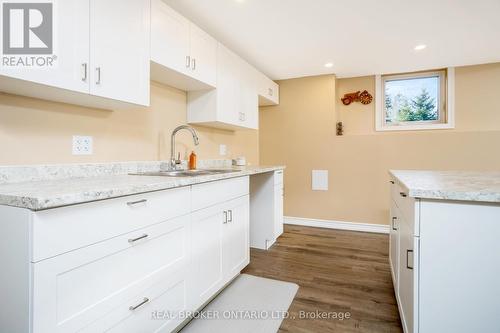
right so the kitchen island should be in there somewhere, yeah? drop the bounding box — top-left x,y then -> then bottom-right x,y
389,170 -> 500,333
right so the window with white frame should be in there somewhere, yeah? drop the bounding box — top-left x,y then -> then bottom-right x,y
375,68 -> 454,131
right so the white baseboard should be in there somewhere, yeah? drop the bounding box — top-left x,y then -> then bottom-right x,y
284,216 -> 389,234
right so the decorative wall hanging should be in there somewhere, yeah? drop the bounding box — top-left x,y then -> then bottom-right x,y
341,90 -> 373,106
336,122 -> 344,136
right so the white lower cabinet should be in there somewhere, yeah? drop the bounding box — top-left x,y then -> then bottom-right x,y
389,200 -> 399,291
0,176 -> 250,333
222,196 -> 250,280
389,177 -> 500,333
191,195 -> 250,309
190,203 -> 225,306
273,183 -> 284,237
249,170 -> 284,250
397,217 -> 419,333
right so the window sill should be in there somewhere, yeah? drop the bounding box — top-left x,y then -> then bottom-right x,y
375,123 -> 455,132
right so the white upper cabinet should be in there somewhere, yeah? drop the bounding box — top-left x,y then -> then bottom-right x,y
188,24 -> 217,87
150,0 -> 216,91
151,0 -> 190,76
90,0 -> 150,106
239,59 -> 259,129
257,71 -> 280,106
187,43 -> 258,130
0,0 -> 151,109
0,0 -> 89,94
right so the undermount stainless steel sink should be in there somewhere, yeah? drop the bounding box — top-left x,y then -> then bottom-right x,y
129,169 -> 241,177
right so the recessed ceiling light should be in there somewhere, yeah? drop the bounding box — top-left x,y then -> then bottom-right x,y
324,62 -> 334,68
414,44 -> 427,51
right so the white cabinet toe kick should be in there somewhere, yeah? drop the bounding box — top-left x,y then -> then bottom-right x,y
0,176 -> 251,333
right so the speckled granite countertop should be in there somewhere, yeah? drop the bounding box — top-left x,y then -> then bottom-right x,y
0,162 -> 284,210
389,170 -> 500,203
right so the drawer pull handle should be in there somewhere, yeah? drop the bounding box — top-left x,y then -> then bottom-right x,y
223,211 -> 228,224
390,180 -> 395,184
127,199 -> 147,206
391,217 -> 397,231
95,67 -> 101,85
128,234 -> 148,243
400,192 -> 407,198
228,210 -> 233,223
129,297 -> 149,311
406,249 -> 414,270
81,63 -> 87,82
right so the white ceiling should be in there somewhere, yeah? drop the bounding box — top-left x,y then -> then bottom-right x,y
162,0 -> 500,79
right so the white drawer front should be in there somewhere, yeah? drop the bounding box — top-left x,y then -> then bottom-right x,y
79,269 -> 188,333
191,176 -> 249,211
32,215 -> 191,333
32,186 -> 191,261
391,179 -> 419,236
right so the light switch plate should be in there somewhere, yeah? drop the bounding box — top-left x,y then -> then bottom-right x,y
312,170 -> 328,191
72,135 -> 93,155
219,144 -> 227,156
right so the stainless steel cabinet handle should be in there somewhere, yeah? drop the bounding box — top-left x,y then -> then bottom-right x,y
192,58 -> 196,70
95,67 -> 101,85
223,211 -> 228,224
82,63 -> 87,82
400,192 -> 407,198
406,249 -> 414,269
228,210 -> 233,223
127,199 -> 147,206
391,217 -> 397,231
128,234 -> 148,243
129,297 -> 149,311
186,55 -> 191,68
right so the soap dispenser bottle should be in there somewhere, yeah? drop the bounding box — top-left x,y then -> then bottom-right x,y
189,151 -> 197,170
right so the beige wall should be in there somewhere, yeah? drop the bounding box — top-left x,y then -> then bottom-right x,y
0,81 -> 259,165
260,63 -> 500,225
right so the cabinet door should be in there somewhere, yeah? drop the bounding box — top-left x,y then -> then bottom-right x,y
189,23 -> 217,87
0,0 -> 89,93
274,184 -> 284,238
258,74 -> 279,106
238,61 -> 259,129
398,217 -> 419,333
89,0 -> 150,106
191,204 -> 225,308
151,0 -> 190,75
389,200 -> 400,292
216,43 -> 239,125
223,195 -> 250,280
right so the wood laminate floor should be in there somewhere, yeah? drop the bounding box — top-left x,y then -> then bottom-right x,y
242,225 -> 403,333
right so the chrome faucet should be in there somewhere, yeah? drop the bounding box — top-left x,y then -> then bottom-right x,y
170,125 -> 199,170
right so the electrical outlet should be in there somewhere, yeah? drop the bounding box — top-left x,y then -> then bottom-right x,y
219,144 -> 227,156
72,136 -> 93,155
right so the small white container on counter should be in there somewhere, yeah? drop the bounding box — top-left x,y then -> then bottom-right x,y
232,157 -> 247,166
